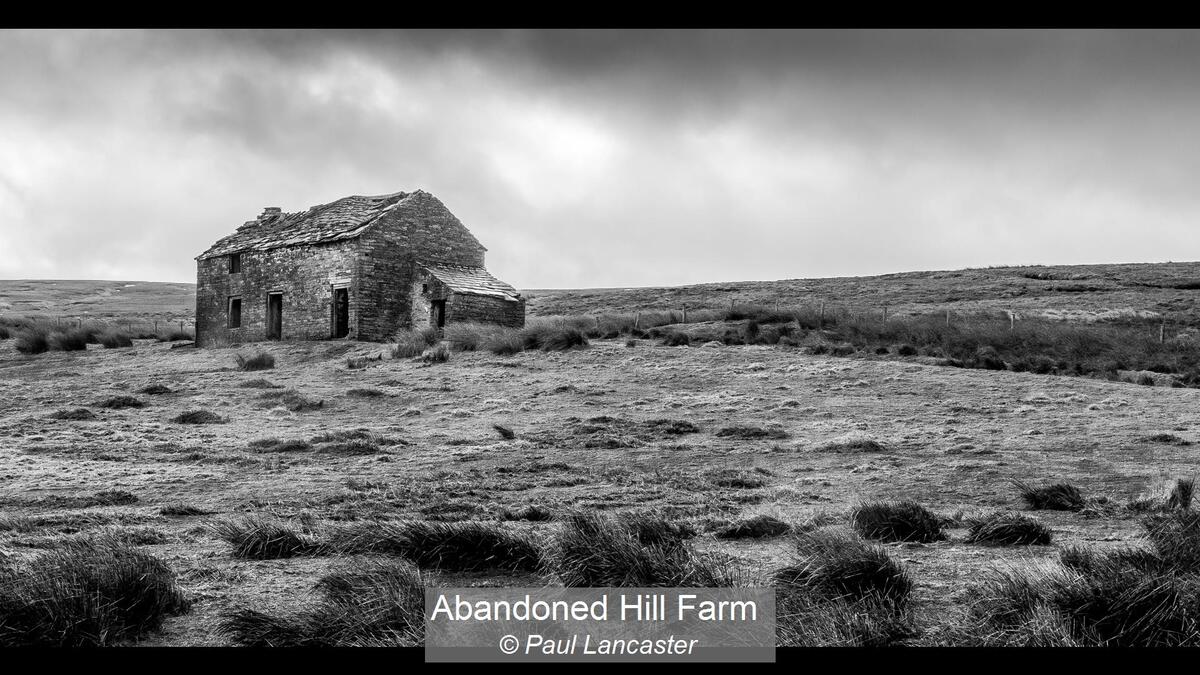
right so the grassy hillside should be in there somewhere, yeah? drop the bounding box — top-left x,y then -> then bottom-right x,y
0,280 -> 195,325
524,261 -> 1200,324
6,260 -> 1200,328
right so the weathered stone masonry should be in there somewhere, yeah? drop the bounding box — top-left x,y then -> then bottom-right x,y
194,190 -> 524,347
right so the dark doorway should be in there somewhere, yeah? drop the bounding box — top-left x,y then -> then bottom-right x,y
431,300 -> 446,328
266,293 -> 283,340
332,288 -> 349,338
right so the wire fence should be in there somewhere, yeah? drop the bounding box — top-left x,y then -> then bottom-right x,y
537,298 -> 1188,345
2,315 -> 195,338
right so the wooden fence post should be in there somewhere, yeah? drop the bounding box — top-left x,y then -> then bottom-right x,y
1010,311 -> 1015,332
945,309 -> 950,326
682,306 -> 688,323
882,305 -> 888,323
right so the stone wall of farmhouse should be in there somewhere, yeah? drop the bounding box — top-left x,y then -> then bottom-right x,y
408,268 -> 451,331
364,191 -> 487,268
195,241 -> 360,347
356,193 -> 487,339
406,267 -> 525,330
447,292 -> 526,328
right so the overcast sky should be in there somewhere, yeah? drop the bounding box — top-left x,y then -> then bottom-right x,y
2,29 -> 1199,288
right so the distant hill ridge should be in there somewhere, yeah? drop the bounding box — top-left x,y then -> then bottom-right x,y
4,260 -> 1200,323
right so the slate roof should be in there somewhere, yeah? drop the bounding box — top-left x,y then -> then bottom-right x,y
197,191 -> 411,260
420,262 -> 522,301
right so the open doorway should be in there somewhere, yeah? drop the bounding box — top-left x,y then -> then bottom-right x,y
431,300 -> 446,329
332,288 -> 349,338
266,293 -> 283,340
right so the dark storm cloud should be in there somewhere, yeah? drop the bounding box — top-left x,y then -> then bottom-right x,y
2,29 -> 1200,288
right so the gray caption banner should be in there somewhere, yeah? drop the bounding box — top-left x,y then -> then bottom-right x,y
425,587 -> 775,663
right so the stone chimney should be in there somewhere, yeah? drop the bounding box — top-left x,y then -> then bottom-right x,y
258,207 -> 282,222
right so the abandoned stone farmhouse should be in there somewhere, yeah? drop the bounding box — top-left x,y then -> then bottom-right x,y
194,190 -> 524,348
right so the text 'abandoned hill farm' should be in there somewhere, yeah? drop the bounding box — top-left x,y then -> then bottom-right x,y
6,207 -> 1200,647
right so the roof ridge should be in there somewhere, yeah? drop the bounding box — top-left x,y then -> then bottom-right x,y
196,189 -> 448,260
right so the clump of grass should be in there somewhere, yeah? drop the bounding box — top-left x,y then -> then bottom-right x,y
316,439 -> 381,455
482,330 -> 524,356
159,503 -> 212,516
548,512 -> 739,587
346,388 -> 384,398
277,390 -> 323,412
1167,478 -> 1196,510
643,419 -> 700,435
954,566 -> 1081,646
851,501 -> 946,543
661,331 -> 691,347
391,328 -> 438,358
345,355 -> 382,370
91,490 -> 139,506
219,559 -> 424,647
172,409 -> 224,424
239,378 -> 281,389
1048,561 -> 1199,646
248,438 -> 313,453
97,329 -> 133,348
50,408 -> 97,421
618,512 -> 698,546
1058,545 -> 1163,577
210,516 -> 325,559
139,384 -> 172,395
492,424 -> 516,440
521,324 -> 589,352
715,514 -> 792,539
774,529 -> 917,647
14,328 -> 49,354
960,525 -> 1200,647
420,344 -> 450,364
715,426 -> 789,440
1143,511 -> 1200,572
1147,433 -> 1192,446
444,322 -> 506,352
1013,480 -> 1086,511
776,593 -> 919,647
774,529 -> 913,606
16,490 -> 138,510
156,329 -> 193,342
706,469 -> 767,489
815,432 -> 888,453
499,505 -> 554,522
0,537 -> 190,646
328,521 -> 541,572
48,327 -> 91,351
96,395 -> 146,410
964,512 -> 1052,546
235,351 -> 275,371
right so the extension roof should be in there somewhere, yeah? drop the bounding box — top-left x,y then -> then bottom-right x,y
419,262 -> 522,302
197,190 -> 469,260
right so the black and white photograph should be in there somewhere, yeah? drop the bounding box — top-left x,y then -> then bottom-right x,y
3,28 -> 1200,657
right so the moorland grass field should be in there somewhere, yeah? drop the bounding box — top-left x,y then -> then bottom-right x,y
1,323 -> 1200,645
5,262 -> 1200,646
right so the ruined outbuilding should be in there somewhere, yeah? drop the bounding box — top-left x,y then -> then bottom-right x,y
194,190 -> 524,347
